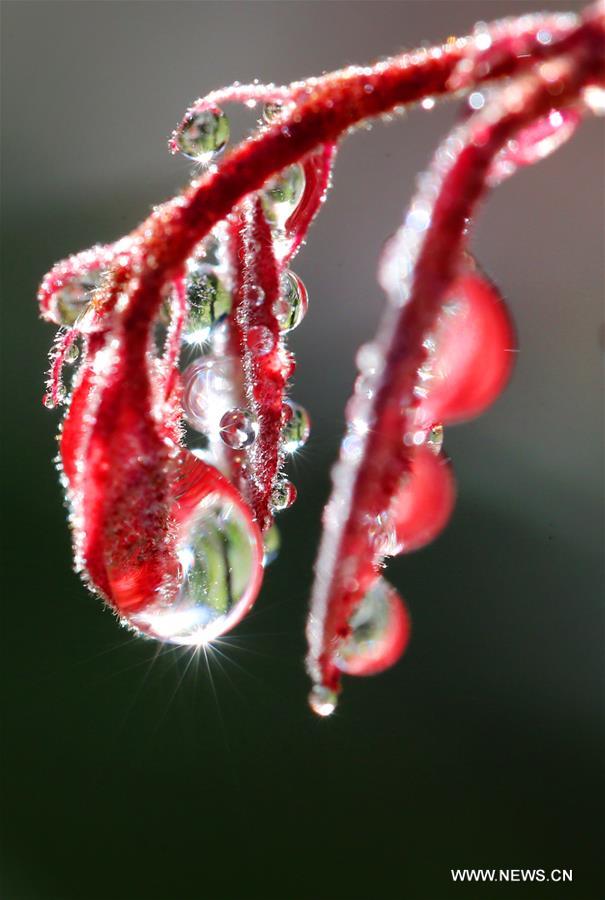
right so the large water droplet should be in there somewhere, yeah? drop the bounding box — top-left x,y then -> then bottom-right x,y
182,356 -> 235,435
262,164 -> 305,225
392,449 -> 456,553
185,264 -> 231,340
127,494 -> 258,645
414,271 -> 514,427
176,107 -> 230,161
282,401 -> 310,453
273,270 -> 308,332
334,578 -> 410,676
51,271 -> 101,326
219,408 -> 258,449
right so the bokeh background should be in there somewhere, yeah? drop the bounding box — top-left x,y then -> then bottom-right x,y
1,2 -> 603,898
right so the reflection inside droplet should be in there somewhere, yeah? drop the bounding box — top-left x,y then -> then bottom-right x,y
262,163 -> 306,225
274,270 -> 308,332
176,107 -> 230,162
281,401 -> 310,453
185,264 -> 231,340
219,408 -> 258,449
182,356 -> 235,436
127,494 -> 257,645
334,577 -> 409,676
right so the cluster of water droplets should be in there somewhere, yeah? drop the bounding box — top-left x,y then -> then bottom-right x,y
41,95 -> 315,647
178,250 -> 309,468
171,104 -> 315,594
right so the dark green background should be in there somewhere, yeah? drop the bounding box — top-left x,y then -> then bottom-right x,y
2,2 -> 603,898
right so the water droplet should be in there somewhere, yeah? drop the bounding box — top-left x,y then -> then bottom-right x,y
263,524 -> 280,566
45,379 -> 68,409
536,28 -> 552,45
271,477 -> 297,512
273,270 -> 308,332
185,264 -> 231,338
281,401 -> 310,453
356,373 -> 376,400
73,299 -> 108,334
488,108 -> 580,186
176,107 -> 230,161
219,408 -> 258,449
261,164 -> 306,225
474,24 -> 492,51
342,430 -> 365,462
65,342 -> 80,365
198,233 -> 222,267
405,203 -> 432,232
426,424 -> 444,455
356,342 -> 383,376
127,494 -> 258,645
182,356 -> 235,434
334,578 -> 410,676
468,91 -> 485,110
414,271 -> 515,425
367,512 -> 399,557
51,272 -> 101,325
392,449 -> 456,553
583,85 -> 605,116
247,325 -> 274,356
250,286 -> 265,307
308,684 -> 338,717
262,101 -> 284,123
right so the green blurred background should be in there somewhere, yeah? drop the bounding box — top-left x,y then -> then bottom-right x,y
1,2 -> 603,898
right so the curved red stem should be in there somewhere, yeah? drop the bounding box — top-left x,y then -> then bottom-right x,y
37,4 -> 604,698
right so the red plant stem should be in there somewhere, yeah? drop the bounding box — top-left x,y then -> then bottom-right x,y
41,5 -> 604,633
228,198 -> 292,527
306,44 -> 604,693
46,328 -> 78,406
281,144 -> 337,263
123,11 -> 600,334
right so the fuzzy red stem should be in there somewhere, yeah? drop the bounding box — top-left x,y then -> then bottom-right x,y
39,5 -> 604,658
307,42 -> 604,692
